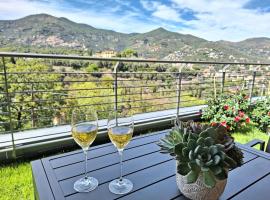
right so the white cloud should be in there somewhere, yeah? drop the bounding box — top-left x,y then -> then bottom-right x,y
152,4 -> 182,22
172,0 -> 270,41
172,0 -> 248,13
141,0 -> 182,22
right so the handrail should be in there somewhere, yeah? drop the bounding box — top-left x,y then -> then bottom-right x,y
0,52 -> 269,160
1,52 -> 270,65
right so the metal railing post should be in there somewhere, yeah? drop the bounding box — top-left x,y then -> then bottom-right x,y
221,65 -> 231,94
31,83 -> 35,128
213,72 -> 217,99
176,67 -> 182,118
249,70 -> 256,102
261,84 -> 266,96
113,62 -> 119,124
221,70 -> 226,93
268,81 -> 270,96
2,57 -> 16,158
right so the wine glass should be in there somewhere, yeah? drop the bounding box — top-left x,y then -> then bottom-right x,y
71,107 -> 99,192
107,109 -> 134,194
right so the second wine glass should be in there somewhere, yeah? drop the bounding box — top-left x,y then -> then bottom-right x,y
107,109 -> 134,194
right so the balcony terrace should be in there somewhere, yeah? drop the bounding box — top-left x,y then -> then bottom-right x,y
0,52 -> 270,199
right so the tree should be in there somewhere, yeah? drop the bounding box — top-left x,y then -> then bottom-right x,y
86,63 -> 98,73
117,49 -> 138,58
0,59 -> 63,131
155,65 -> 167,72
64,76 -> 114,120
85,63 -> 102,78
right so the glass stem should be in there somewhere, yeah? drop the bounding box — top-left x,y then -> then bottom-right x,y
84,150 -> 88,178
119,150 -> 123,182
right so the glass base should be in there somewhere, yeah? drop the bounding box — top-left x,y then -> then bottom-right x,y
74,176 -> 98,193
109,178 -> 133,194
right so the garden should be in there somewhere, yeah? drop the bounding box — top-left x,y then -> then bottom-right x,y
0,92 -> 269,200
202,92 -> 270,145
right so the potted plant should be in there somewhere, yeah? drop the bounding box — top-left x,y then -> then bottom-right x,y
158,121 -> 244,200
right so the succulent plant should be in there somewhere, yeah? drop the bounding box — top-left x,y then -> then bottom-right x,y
158,121 -> 244,188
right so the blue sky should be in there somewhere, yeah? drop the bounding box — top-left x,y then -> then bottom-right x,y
0,0 -> 270,41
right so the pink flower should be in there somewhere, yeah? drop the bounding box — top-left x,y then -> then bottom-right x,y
239,111 -> 245,118
234,116 -> 241,122
246,117 -> 250,123
226,125 -> 231,130
223,105 -> 229,110
221,121 -> 227,127
268,111 -> 270,116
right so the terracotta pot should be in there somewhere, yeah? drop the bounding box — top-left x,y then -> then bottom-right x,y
176,164 -> 227,200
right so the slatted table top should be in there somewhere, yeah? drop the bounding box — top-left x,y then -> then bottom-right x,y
31,130 -> 270,200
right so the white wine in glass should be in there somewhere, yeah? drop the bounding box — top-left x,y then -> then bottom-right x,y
72,122 -> 97,150
107,110 -> 134,195
108,126 -> 133,150
71,108 -> 99,193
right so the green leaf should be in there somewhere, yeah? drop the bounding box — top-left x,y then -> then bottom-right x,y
174,143 -> 184,155
187,139 -> 196,150
204,137 -> 214,146
201,166 -> 210,172
201,146 -> 209,154
182,147 -> 189,158
209,146 -> 218,155
213,155 -> 221,165
189,150 -> 194,160
205,159 -> 213,167
188,161 -> 200,171
186,170 -> 200,184
203,171 -> 216,188
199,130 -> 209,138
205,127 -> 216,138
188,133 -> 197,141
194,145 -> 202,154
183,133 -> 189,142
197,137 -> 205,145
215,169 -> 228,180
215,144 -> 225,151
210,165 -> 222,175
219,151 -> 226,160
195,158 -> 202,166
177,162 -> 190,175
176,154 -> 189,162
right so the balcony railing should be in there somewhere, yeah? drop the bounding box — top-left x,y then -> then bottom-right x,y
0,52 -> 270,160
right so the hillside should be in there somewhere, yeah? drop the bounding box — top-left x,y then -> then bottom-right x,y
219,38 -> 270,61
0,14 -> 129,51
0,14 -> 269,62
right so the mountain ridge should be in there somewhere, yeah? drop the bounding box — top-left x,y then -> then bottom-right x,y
0,14 -> 269,62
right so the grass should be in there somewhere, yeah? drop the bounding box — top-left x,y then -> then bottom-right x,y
232,123 -> 268,149
0,124 -> 268,200
0,162 -> 33,200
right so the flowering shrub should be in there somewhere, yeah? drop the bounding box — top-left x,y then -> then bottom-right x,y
251,97 -> 270,132
202,92 -> 250,131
